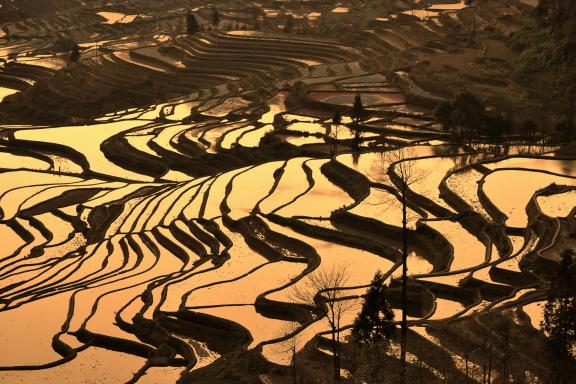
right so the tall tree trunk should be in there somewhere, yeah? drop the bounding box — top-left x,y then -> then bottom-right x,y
292,345 -> 297,384
332,328 -> 337,383
336,316 -> 341,381
400,184 -> 408,384
488,344 -> 492,383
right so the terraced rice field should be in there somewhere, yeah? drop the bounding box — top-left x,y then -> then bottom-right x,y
0,0 -> 573,383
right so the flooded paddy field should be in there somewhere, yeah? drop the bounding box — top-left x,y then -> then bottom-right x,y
0,0 -> 574,383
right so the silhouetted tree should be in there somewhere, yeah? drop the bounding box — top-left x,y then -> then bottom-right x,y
383,148 -> 427,384
351,93 -> 365,125
352,270 -> 395,345
482,113 -> 511,140
351,94 -> 365,150
541,249 -> 576,383
332,110 -> 342,127
212,9 -> 220,28
486,343 -> 493,384
522,120 -> 539,143
451,90 -> 485,141
435,91 -> 486,140
434,101 -> 453,131
69,43 -> 80,63
555,120 -> 575,142
158,106 -> 167,121
186,11 -> 200,35
292,266 -> 356,382
276,322 -> 301,384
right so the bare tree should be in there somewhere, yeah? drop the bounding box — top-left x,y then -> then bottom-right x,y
369,147 -> 427,384
275,322 -> 302,384
391,149 -> 426,384
291,265 -> 357,383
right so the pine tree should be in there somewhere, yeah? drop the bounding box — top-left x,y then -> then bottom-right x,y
352,270 -> 395,345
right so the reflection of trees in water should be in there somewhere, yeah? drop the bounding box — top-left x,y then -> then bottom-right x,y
560,159 -> 574,176
429,144 -> 463,157
450,152 -> 493,170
